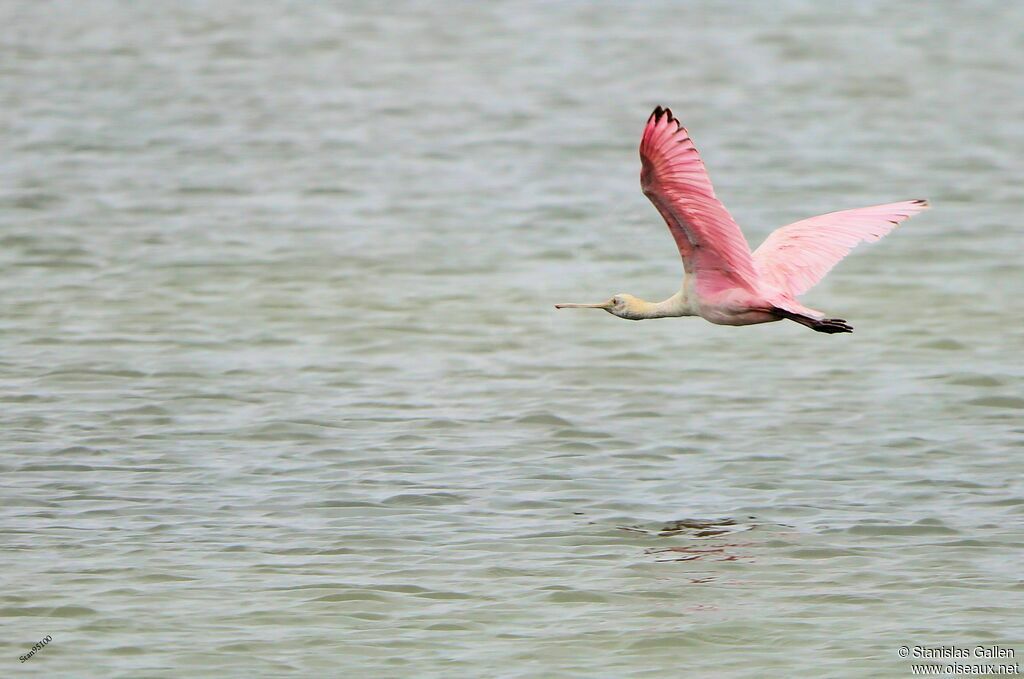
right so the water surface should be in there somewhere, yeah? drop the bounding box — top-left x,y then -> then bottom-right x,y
2,2 -> 1022,677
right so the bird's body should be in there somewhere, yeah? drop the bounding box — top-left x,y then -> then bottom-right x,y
556,107 -> 929,333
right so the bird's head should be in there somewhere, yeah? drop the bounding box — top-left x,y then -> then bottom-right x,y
555,294 -> 645,320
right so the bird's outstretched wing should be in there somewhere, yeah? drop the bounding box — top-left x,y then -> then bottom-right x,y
640,106 -> 759,294
753,200 -> 929,297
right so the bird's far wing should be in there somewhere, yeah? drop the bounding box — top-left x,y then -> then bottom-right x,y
640,106 -> 759,294
752,200 -> 929,298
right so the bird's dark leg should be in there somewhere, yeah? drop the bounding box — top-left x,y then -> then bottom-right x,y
771,308 -> 854,334
808,318 -> 854,334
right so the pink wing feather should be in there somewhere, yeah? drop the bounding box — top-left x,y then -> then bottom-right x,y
640,107 -> 759,294
753,200 -> 929,297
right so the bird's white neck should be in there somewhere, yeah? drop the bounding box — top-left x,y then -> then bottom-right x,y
637,290 -> 695,319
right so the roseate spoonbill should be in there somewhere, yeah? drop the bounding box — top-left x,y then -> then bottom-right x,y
555,106 -> 929,333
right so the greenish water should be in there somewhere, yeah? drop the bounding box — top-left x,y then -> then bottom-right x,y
2,2 -> 1022,677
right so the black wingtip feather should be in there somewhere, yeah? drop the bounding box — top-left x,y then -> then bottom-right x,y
650,106 -> 684,134
650,105 -> 676,123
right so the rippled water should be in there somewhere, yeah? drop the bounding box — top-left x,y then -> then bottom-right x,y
2,2 -> 1023,677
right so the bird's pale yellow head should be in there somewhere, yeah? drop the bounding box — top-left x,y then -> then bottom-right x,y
555,294 -> 646,320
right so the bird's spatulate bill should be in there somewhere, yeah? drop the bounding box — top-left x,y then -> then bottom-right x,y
554,301 -> 611,309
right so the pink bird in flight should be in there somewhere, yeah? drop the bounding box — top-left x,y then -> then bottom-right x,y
556,106 -> 929,333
